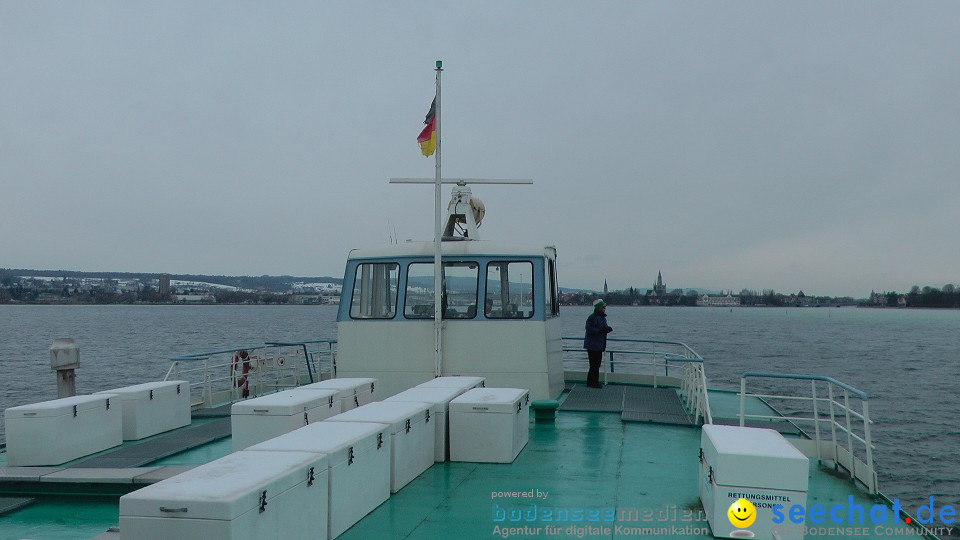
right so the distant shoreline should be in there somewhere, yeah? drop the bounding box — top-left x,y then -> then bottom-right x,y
3,302 -> 956,310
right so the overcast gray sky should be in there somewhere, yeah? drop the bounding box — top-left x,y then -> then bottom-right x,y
2,2 -> 958,296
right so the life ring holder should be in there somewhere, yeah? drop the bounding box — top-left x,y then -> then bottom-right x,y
231,350 -> 257,398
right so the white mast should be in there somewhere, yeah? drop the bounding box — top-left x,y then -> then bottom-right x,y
432,60 -> 443,378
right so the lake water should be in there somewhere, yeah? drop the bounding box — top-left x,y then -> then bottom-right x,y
1,304 -> 957,509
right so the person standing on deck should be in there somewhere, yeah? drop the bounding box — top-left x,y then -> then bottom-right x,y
583,299 -> 613,389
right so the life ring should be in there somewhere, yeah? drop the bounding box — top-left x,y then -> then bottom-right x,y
231,350 -> 252,398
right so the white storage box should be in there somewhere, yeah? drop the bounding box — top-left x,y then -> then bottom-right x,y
295,378 -> 378,411
385,386 -> 462,461
416,376 -> 485,395
327,401 -> 436,492
699,425 -> 809,540
247,421 -> 390,539
119,450 -> 328,540
231,389 -> 341,451
4,394 -> 122,466
449,388 -> 529,463
95,380 -> 190,441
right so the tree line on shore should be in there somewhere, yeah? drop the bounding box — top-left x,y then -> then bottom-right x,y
874,285 -> 960,308
562,285 -> 960,308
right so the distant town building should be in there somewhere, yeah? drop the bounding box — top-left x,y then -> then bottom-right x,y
603,279 -> 608,295
173,294 -> 216,304
158,274 -> 170,296
697,293 -> 741,307
646,271 -> 667,297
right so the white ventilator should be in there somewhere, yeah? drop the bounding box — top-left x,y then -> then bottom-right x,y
389,179 -> 531,241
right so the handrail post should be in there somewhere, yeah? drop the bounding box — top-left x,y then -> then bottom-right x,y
843,389 -> 854,481
828,385 -> 838,471
302,344 -> 315,383
811,380 -> 822,462
203,358 -> 211,407
739,377 -> 746,427
862,400 -> 875,493
701,366 -> 712,424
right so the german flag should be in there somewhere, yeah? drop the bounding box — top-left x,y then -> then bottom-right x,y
418,98 -> 437,157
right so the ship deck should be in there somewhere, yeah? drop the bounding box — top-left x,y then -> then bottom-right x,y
0,386 -> 932,539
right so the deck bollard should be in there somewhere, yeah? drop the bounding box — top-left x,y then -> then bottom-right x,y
531,400 -> 560,423
50,338 -> 79,398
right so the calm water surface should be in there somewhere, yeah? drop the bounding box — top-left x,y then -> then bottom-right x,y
1,304 -> 957,509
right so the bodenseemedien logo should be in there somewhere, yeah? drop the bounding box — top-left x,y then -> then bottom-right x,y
728,498 -> 756,537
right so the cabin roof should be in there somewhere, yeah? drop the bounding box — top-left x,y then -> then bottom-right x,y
347,241 -> 555,260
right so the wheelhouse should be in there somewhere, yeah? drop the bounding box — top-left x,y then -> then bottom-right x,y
336,241 -> 563,400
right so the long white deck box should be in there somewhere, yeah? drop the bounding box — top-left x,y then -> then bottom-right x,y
326,401 -> 436,492
119,450 -> 328,540
231,389 -> 341,451
416,376 -> 485,395
247,421 -> 390,539
385,386 -> 462,461
95,380 -> 190,441
449,388 -> 529,463
294,378 -> 378,411
4,394 -> 122,466
699,424 -> 809,540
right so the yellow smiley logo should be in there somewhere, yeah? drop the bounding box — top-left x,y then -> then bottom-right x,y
727,498 -> 756,528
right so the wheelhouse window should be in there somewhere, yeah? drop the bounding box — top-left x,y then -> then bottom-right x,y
485,261 -> 534,319
349,263 -> 399,319
404,262 -> 479,319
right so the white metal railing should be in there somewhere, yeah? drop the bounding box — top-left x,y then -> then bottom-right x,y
164,340 -> 337,409
561,337 -> 712,425
739,372 -> 877,494
680,359 -> 713,425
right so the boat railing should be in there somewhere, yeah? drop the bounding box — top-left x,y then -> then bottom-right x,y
740,372 -> 877,494
561,337 -> 712,424
164,340 -> 338,409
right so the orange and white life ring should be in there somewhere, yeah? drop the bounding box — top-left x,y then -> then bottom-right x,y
231,350 -> 252,397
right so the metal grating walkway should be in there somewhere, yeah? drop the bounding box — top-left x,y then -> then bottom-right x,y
711,416 -> 803,436
560,384 -> 695,426
560,384 -> 627,412
621,386 -> 692,425
73,418 -> 232,469
0,497 -> 35,516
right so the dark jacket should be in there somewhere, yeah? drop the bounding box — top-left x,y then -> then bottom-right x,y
583,310 -> 611,351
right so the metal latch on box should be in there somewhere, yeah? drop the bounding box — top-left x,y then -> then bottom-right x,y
348,446 -> 355,465
307,467 -> 315,487
259,490 -> 267,513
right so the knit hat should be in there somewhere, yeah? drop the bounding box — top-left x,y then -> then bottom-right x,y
593,299 -> 606,309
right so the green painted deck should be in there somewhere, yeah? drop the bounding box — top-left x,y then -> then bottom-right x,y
337,409 -> 925,539
0,387 -> 933,539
